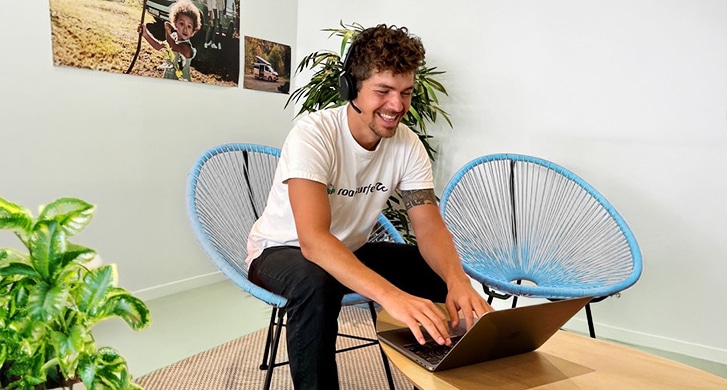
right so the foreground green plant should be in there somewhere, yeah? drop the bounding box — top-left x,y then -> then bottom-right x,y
285,21 -> 453,243
0,197 -> 151,390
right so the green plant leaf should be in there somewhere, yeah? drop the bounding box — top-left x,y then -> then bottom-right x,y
407,106 -> 424,127
28,220 -> 66,280
4,370 -> 47,390
0,342 -> 7,368
4,318 -> 51,388
16,319 -> 49,352
37,198 -> 96,237
58,243 -> 96,274
100,293 -> 151,331
3,282 -> 31,322
0,263 -> 39,280
79,347 -> 141,390
77,353 -> 97,389
26,280 -> 69,322
0,247 -> 30,267
77,265 -> 115,316
0,197 -> 34,244
338,29 -> 355,56
51,325 -> 89,378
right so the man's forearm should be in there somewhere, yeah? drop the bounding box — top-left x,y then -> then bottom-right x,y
402,191 -> 470,288
416,227 -> 471,287
299,232 -> 402,304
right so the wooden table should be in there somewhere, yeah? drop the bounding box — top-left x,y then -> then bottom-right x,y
376,308 -> 727,389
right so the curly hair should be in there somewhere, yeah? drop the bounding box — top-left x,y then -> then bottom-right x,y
169,0 -> 202,32
347,24 -> 426,90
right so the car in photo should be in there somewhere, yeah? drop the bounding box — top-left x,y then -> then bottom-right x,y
253,56 -> 279,82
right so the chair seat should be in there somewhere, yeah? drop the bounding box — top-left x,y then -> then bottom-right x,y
461,252 -> 639,299
342,292 -> 374,306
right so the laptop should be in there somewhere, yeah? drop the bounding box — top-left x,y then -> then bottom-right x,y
376,296 -> 592,371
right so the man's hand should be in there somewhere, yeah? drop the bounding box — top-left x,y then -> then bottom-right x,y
381,291 -> 452,346
444,278 -> 494,331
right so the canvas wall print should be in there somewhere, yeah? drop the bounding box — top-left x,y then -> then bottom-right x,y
49,0 -> 241,86
243,36 -> 291,94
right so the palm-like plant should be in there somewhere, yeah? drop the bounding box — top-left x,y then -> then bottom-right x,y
0,197 -> 151,390
285,21 -> 453,243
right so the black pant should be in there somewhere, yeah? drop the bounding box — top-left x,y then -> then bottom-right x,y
248,242 -> 448,390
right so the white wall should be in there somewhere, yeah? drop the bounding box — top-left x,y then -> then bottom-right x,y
296,0 -> 727,364
0,0 -> 298,298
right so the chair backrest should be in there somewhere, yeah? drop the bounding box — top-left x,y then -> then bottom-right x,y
440,153 -> 642,299
187,143 -> 404,308
187,143 -> 287,307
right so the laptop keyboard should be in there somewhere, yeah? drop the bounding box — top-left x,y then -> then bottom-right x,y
403,334 -> 463,365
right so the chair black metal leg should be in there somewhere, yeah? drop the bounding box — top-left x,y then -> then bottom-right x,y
511,280 -> 523,308
483,283 -> 512,306
263,308 -> 286,390
260,307 -> 278,370
260,302 -> 400,389
585,303 -> 596,338
368,302 -> 396,390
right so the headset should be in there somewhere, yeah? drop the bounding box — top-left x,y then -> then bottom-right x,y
338,40 -> 358,101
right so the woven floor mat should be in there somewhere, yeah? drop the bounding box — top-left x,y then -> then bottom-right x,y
136,306 -> 413,389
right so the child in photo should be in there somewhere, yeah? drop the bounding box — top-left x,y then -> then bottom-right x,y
139,0 -> 201,81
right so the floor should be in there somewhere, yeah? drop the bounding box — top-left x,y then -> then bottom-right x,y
92,279 -> 727,381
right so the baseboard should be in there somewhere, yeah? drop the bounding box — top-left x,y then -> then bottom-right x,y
132,271 -> 227,302
563,317 -> 727,365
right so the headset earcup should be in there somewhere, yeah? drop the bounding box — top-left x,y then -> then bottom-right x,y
339,40 -> 358,101
338,72 -> 357,101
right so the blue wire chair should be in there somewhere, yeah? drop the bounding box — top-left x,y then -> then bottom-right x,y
186,143 -> 400,390
440,154 -> 642,338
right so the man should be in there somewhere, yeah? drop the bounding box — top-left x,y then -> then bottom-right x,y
203,0 -> 221,49
246,24 -> 493,390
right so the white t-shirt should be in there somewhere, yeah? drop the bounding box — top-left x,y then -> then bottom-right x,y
245,105 -> 433,266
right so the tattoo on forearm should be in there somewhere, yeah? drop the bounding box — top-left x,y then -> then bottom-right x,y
401,189 -> 438,210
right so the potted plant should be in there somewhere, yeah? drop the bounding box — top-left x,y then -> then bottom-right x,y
285,21 -> 453,243
0,197 -> 151,390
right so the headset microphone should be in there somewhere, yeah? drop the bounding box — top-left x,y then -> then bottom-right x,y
350,100 -> 362,114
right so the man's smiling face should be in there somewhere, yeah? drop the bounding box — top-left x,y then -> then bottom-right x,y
348,70 -> 415,150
